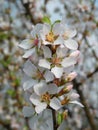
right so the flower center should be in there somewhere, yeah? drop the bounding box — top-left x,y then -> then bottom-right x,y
34,39 -> 39,46
46,32 -> 54,42
51,57 -> 62,66
35,71 -> 43,80
46,32 -> 58,43
53,78 -> 61,86
41,92 -> 51,102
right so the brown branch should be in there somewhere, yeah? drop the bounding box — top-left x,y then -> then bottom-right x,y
0,118 -> 13,130
87,66 -> 98,78
73,79 -> 97,130
51,108 -> 57,130
20,0 -> 42,24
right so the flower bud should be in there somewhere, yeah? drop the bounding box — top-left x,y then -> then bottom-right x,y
66,72 -> 77,81
58,85 -> 73,96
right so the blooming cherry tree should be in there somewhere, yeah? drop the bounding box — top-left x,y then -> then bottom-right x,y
19,17 -> 83,130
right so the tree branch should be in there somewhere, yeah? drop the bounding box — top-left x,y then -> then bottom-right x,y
73,79 -> 97,130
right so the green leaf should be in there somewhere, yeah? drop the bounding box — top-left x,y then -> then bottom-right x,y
0,56 -> 11,68
57,113 -> 63,125
54,20 -> 61,24
51,20 -> 61,28
42,16 -> 51,24
15,78 -> 21,86
7,89 -> 16,97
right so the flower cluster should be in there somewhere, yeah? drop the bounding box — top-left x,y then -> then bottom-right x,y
19,18 -> 83,114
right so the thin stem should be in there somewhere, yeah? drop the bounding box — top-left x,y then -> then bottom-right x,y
51,108 -> 57,130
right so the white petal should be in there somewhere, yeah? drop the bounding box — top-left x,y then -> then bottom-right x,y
42,40 -> 51,45
18,39 -> 33,49
69,101 -> 84,107
54,36 -> 64,45
50,97 -> 62,110
30,93 -> 41,105
31,23 -> 43,38
64,39 -> 78,50
61,57 -> 77,68
70,93 -> 80,100
23,60 -> 37,77
38,59 -> 51,69
44,70 -> 54,82
43,24 -> 51,35
64,29 -> 77,38
70,50 -> 80,57
53,23 -> 63,35
35,103 -> 47,114
48,83 -> 58,94
22,106 -> 35,117
56,46 -> 67,58
42,46 -> 52,58
51,66 -> 63,78
23,79 -> 38,91
23,48 -> 36,58
34,81 -> 48,96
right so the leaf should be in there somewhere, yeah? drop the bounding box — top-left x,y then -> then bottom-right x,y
57,113 -> 63,125
7,89 -> 16,97
54,20 -> 61,24
15,78 -> 21,86
52,20 -> 61,28
42,16 -> 51,24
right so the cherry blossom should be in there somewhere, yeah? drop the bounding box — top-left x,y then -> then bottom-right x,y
30,81 -> 61,113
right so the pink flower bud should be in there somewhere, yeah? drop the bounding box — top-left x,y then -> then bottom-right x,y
66,72 -> 77,81
66,84 -> 73,91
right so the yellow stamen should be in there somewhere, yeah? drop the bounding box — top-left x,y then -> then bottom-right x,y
46,32 -> 58,43
61,97 -> 69,105
41,92 -> 50,102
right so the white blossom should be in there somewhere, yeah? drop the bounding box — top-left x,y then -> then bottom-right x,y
30,81 -> 61,113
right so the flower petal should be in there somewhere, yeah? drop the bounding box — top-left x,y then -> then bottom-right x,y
42,46 -> 52,58
23,60 -> 37,77
23,79 -> 38,91
64,39 -> 78,50
54,36 -> 63,45
61,57 -> 77,68
56,46 -> 67,58
51,66 -> 63,78
23,48 -> 36,58
48,83 -> 58,94
53,23 -> 63,35
35,102 -> 47,114
64,28 -> 77,38
18,39 -> 33,49
31,24 -> 43,38
34,81 -> 48,96
69,101 -> 84,107
42,24 -> 51,35
70,93 -> 80,100
50,97 -> 62,110
22,106 -> 35,117
38,59 -> 51,69
30,93 -> 41,105
44,70 -> 54,82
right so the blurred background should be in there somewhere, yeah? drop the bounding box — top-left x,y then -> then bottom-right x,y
0,0 -> 98,130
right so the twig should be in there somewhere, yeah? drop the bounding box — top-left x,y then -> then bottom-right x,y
51,108 -> 57,130
73,79 -> 97,130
